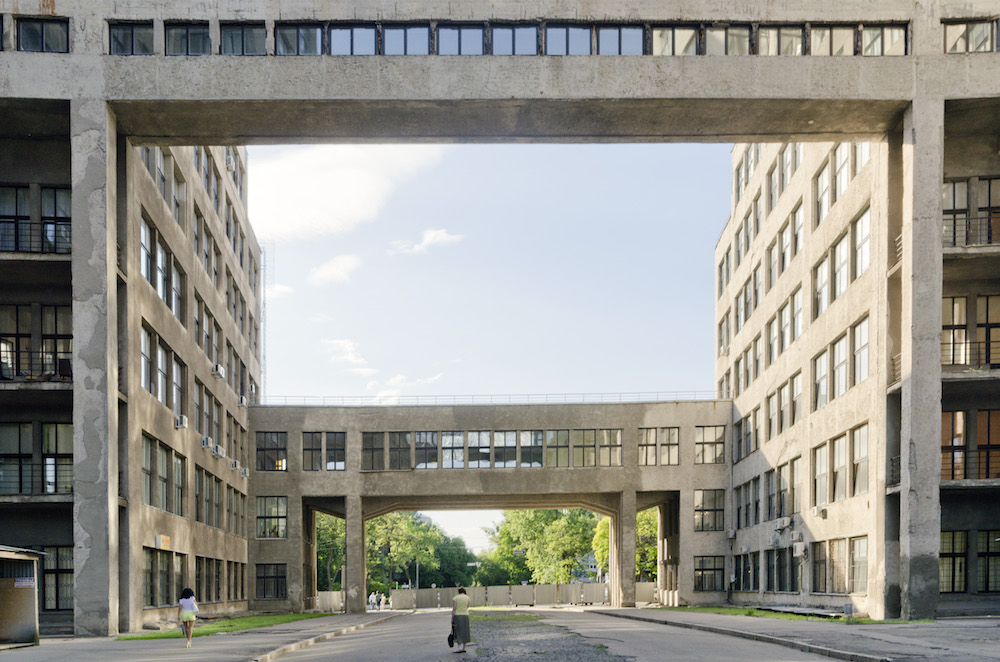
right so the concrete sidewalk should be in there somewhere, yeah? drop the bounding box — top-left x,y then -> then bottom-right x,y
0,611 -> 405,662
590,607 -> 1000,662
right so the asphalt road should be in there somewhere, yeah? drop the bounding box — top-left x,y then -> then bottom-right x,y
277,609 -> 832,662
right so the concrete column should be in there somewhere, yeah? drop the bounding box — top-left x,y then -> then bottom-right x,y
612,490 -> 636,607
70,99 -> 119,636
344,495 -> 366,613
899,97 -> 944,619
656,503 -> 667,603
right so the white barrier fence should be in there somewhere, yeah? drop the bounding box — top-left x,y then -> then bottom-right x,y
315,582 -> 668,611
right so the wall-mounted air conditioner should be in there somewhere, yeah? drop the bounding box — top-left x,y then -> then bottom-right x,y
212,444 -> 226,459
248,383 -> 256,394
231,459 -> 241,471
774,516 -> 791,530
240,467 -> 249,478
212,364 -> 226,379
174,415 -> 188,429
201,436 -> 213,448
793,542 -> 807,558
812,506 -> 827,519
238,395 -> 248,407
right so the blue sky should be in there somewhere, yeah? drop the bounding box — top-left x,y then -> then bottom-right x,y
247,143 -> 733,552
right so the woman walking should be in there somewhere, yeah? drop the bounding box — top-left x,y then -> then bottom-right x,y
177,587 -> 198,648
451,587 -> 471,653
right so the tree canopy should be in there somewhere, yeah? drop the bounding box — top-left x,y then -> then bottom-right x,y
591,508 -> 659,581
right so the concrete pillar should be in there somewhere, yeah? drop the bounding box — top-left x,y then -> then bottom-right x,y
344,495 -> 366,613
656,503 -> 668,604
70,99 -> 119,636
612,490 -> 636,607
899,97 -> 944,619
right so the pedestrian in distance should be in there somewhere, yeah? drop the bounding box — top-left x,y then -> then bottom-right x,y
177,587 -> 198,648
379,592 -> 387,611
368,591 -> 377,611
451,587 -> 471,654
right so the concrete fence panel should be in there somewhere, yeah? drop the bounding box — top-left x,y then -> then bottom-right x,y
390,589 -> 415,610
534,584 -> 557,605
416,588 -> 441,608
581,583 -> 608,604
316,591 -> 344,612
467,585 -> 487,607
511,584 -> 535,606
486,585 -> 510,606
636,581 -> 655,604
557,584 -> 576,604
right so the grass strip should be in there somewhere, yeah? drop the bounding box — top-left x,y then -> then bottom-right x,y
116,612 -> 330,640
658,605 -> 930,624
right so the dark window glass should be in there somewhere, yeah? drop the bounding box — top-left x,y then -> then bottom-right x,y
165,23 -> 210,56
110,23 -> 153,55
18,18 -> 69,53
326,432 -> 346,470
221,23 -> 265,55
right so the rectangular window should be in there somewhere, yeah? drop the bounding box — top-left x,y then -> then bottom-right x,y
832,435 -> 847,501
302,432 -> 322,471
142,434 -> 154,506
276,23 -> 323,55
638,428 -> 657,466
173,454 -> 185,516
863,25 -> 906,56
779,302 -> 791,352
362,432 -> 385,471
694,489 -> 725,531
493,431 -> 517,468
814,257 -> 830,316
814,350 -> 829,409
704,25 -> 750,55
256,432 -> 288,471
220,22 -> 266,55
854,209 -> 871,277
41,423 -> 72,494
389,431 -> 413,470
941,411 -> 966,480
693,556 -> 725,591
940,531 -> 967,593
467,431 -> 490,468
831,538 -> 848,593
256,496 -> 287,539
256,564 -> 287,599
545,25 -> 592,55
816,163 -> 830,224
833,234 -> 850,299
491,25 -> 538,55
143,548 -> 155,607
852,424 -> 869,495
942,296 -> 968,366
110,22 -> 153,55
442,431 -> 464,469
519,430 -> 543,467
834,143 -> 850,201
832,335 -> 848,398
812,542 -> 827,593
766,470 -> 776,520
767,393 -> 777,440
383,25 -> 430,55
659,427 -> 679,465
694,426 -> 725,464
413,431 -> 438,469
546,429 -> 569,467
977,411 -> 1000,479
813,443 -> 829,506
652,27 -> 698,56
811,26 -> 855,55
18,18 -> 69,53
853,317 -> 869,384
157,443 -> 169,510
438,25 -> 485,55
779,382 -> 790,433
165,23 -> 210,56
791,372 -> 803,425
596,26 -> 642,55
598,429 -> 622,467
977,531 -> 1000,592
571,429 -> 596,467
791,457 -> 802,513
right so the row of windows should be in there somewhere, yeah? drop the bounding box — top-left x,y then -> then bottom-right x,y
812,424 -> 870,507
940,530 -> 1000,594
140,215 -> 185,322
194,379 -> 249,471
813,316 -> 870,411
140,324 -> 186,416
147,554 -> 248,607
254,426 -> 727,472
735,458 -> 802,528
942,176 -> 1000,247
0,185 -> 71,254
731,537 -> 868,595
0,422 -> 72,495
141,434 -> 185,515
941,410 -> 1000,480
194,464 -> 247,535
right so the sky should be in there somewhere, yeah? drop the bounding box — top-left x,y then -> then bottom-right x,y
246,142 -> 734,553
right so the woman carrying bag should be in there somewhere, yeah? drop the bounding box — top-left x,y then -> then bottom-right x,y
177,587 -> 199,648
450,587 -> 471,653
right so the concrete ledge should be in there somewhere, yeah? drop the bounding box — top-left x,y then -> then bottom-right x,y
251,611 -> 407,662
591,609 -> 892,662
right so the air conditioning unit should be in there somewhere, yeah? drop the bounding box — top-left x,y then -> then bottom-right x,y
793,542 -> 807,558
248,383 -> 257,394
225,154 -> 236,172
212,364 -> 226,379
774,516 -> 791,530
812,506 -> 827,519
238,395 -> 248,407
201,436 -> 213,448
790,531 -> 803,542
726,529 -> 736,540
212,444 -> 226,459
240,467 -> 249,478
739,545 -> 749,554
231,459 -> 241,471
174,415 -> 188,429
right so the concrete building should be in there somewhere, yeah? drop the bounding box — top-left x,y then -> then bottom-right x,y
1,0 -> 999,636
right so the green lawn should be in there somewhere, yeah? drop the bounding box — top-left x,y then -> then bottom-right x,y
116,612 -> 331,640
658,605 -> 929,624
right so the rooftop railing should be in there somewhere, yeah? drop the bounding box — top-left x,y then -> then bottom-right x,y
0,221 -> 71,255
0,351 -> 73,382
941,341 -> 1000,369
261,390 -> 718,407
942,216 -> 1000,248
0,461 -> 73,495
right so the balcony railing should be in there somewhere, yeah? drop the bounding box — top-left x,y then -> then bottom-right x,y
0,460 -> 73,495
0,221 -> 71,254
888,455 -> 901,486
941,341 -> 1000,369
0,351 -> 73,382
942,216 -> 1000,248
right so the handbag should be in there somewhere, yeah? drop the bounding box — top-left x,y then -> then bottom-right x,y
448,617 -> 455,648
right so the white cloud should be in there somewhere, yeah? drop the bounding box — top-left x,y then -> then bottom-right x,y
348,367 -> 378,377
308,254 -> 362,285
321,338 -> 367,365
389,228 -> 464,255
375,373 -> 444,390
266,283 -> 294,300
248,145 -> 448,241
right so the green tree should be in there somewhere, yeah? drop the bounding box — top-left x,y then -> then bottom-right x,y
592,508 -> 659,581
315,514 -> 345,591
480,509 -> 597,585
419,535 -> 477,588
365,512 -> 441,593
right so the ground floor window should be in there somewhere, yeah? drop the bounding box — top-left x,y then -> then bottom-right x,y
978,530 -> 1000,592
256,563 -> 287,599
693,556 -> 724,591
142,547 -> 178,607
940,531 -> 967,593
41,546 -> 73,610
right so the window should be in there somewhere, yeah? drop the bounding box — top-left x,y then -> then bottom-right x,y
945,22 -> 994,53
0,423 -> 31,495
414,431 -> 438,469
598,429 -> 622,467
165,23 -> 210,56
977,411 -> 1000,479
832,435 -> 847,501
814,350 -> 828,409
830,538 -> 848,593
221,22 -> 266,55
813,443 -> 829,506
778,464 -> 790,517
853,317 -> 869,384
545,25 -> 591,55
256,432 -> 288,471
758,26 -> 803,55
833,234 -> 850,298
940,532 -> 967,593
704,25 -> 750,55
41,423 -> 72,494
791,288 -> 803,340
779,382 -> 790,433
779,224 -> 791,271
694,556 -> 725,591
18,18 -> 69,53
792,204 -> 804,254
519,430 -> 543,467
852,424 -> 868,495
597,26 -> 643,55
40,546 -> 73,611
276,23 -> 323,55
832,335 -> 848,398
942,296 -> 968,365
438,25 -> 484,55
492,25 -> 537,55
766,470 -> 776,519
767,318 -> 778,364
383,25 -> 430,55
442,431 -> 465,468
571,429 -> 596,467
812,542 -> 828,593
854,209 -> 870,277
791,457 -> 802,513
791,372 -> 803,425
976,295 -> 1000,367
110,22 -> 153,55
494,431 -> 517,467
814,257 -> 829,316
546,429 -> 569,467
978,531 -> 1000,592
834,143 -> 850,201
330,26 -> 375,55
142,435 -> 154,506
467,431 -> 490,468
811,26 -> 855,55
779,302 -> 791,352
816,163 -> 830,224
863,26 -> 906,56
767,393 -> 777,440
302,432 -> 322,471
694,426 -> 725,464
766,242 -> 778,289
256,496 -> 287,539
256,564 -> 287,599
694,490 -> 724,531
652,26 -> 698,56
660,427 -> 680,465
854,142 -> 871,173
389,431 -> 413,470
362,432 -> 384,471
638,428 -> 657,466
173,454 -> 185,517
141,327 -> 153,393
941,411 -> 966,480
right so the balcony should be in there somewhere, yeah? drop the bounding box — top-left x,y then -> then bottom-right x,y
0,460 -> 73,496
0,351 -> 73,383
942,216 -> 1000,248
0,221 -> 71,255
941,341 -> 1000,370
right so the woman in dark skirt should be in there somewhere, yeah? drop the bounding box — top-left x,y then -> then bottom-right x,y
451,587 -> 471,653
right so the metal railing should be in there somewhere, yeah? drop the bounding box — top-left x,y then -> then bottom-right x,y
0,221 -> 71,254
941,341 -> 1000,369
892,233 -> 903,266
888,455 -> 901,486
261,390 -> 718,407
889,354 -> 902,385
0,461 -> 73,495
0,351 -> 73,382
942,216 -> 1000,248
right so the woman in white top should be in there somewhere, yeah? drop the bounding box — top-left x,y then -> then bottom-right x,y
177,587 -> 198,647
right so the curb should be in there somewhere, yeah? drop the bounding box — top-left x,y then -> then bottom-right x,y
251,612 -> 407,662
590,610 -> 893,662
